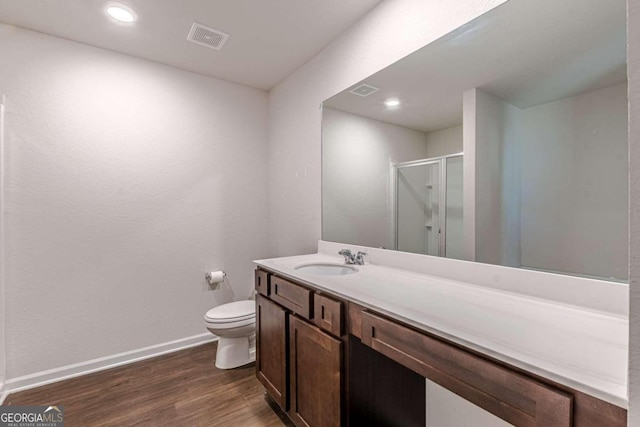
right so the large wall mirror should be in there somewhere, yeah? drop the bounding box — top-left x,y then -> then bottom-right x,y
321,0 -> 628,282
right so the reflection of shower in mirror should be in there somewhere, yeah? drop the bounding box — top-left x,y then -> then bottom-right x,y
392,154 -> 463,260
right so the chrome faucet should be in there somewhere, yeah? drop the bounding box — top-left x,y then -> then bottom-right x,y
338,249 -> 355,264
338,249 -> 367,265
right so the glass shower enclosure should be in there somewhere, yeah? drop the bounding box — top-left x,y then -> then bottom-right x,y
392,154 -> 463,259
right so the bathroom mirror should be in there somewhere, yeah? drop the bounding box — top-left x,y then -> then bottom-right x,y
321,0 -> 628,282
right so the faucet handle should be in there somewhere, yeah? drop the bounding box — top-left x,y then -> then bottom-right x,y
355,251 -> 367,265
338,249 -> 354,264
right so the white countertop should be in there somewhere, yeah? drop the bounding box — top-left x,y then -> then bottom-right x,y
254,251 -> 628,409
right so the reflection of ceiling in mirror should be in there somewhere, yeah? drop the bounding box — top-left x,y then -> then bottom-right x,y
323,0 -> 626,133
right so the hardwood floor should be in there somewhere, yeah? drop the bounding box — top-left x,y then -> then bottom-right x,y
4,342 -> 295,427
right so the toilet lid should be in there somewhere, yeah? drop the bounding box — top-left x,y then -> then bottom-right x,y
205,300 -> 255,322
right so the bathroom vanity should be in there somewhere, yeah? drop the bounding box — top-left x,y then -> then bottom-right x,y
254,243 -> 627,427
260,3 -> 630,424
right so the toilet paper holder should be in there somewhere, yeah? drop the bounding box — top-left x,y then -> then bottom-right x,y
205,271 -> 226,286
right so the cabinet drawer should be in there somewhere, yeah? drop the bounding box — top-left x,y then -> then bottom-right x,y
271,275 -> 312,319
255,269 -> 270,296
313,293 -> 343,337
361,311 -> 572,427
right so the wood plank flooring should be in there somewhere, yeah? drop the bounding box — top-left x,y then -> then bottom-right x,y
4,342 -> 295,427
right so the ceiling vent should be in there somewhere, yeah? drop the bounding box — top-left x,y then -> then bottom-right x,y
349,83 -> 379,97
187,23 -> 229,50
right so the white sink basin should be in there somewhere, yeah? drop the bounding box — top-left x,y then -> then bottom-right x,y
294,263 -> 358,276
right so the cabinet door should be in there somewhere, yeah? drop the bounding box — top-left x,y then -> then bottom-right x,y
289,315 -> 341,427
256,294 -> 288,409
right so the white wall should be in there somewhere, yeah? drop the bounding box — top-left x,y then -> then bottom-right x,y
267,0 -> 508,258
0,25 -> 269,379
628,0 -> 640,424
445,155 -> 464,260
466,84 -> 627,280
425,379 -> 512,427
462,89 -> 478,261
425,125 -> 463,158
520,83 -> 628,280
467,89 -> 522,267
322,108 -> 428,249
0,95 -> 6,397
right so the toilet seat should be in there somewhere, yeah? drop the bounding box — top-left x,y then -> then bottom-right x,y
204,300 -> 255,326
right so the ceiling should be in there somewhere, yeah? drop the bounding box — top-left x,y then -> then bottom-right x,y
324,0 -> 627,133
0,0 -> 382,90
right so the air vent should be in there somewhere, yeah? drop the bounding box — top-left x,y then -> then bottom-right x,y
349,83 -> 379,97
187,23 -> 229,50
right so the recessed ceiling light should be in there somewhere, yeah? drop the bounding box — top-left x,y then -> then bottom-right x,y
384,98 -> 401,108
105,3 -> 138,23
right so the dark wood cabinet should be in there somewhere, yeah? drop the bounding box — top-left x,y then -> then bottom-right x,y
289,315 -> 342,427
256,268 -> 627,427
256,294 -> 288,409
256,271 -> 344,426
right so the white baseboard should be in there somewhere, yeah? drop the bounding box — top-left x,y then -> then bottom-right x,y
3,333 -> 217,396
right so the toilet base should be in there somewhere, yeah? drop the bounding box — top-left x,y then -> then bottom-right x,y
215,333 -> 256,369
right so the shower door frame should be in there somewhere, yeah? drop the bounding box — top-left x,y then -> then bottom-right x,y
391,152 -> 463,257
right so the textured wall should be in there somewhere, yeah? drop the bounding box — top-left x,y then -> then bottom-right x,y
0,95 -> 5,394
0,24 -> 268,379
628,0 -> 640,423
267,0 -> 508,257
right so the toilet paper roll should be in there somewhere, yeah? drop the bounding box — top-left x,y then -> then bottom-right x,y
206,271 -> 225,284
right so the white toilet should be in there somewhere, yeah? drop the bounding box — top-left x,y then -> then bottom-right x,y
204,300 -> 256,369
